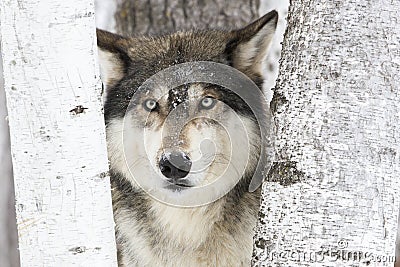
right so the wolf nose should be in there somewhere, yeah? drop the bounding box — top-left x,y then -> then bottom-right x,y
159,152 -> 192,180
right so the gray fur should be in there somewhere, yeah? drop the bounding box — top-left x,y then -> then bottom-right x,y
97,11 -> 278,267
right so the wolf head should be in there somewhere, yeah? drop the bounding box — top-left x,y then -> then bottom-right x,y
97,11 -> 278,206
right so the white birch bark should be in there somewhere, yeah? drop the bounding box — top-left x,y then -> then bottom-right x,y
252,0 -> 400,266
0,0 -> 117,266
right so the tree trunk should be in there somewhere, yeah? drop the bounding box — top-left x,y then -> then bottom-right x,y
252,0 -> 400,266
114,0 -> 260,35
0,0 -> 117,265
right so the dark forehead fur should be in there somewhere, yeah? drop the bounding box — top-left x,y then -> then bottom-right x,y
103,30 -> 240,122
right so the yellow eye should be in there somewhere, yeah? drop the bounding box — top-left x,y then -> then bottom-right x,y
200,97 -> 216,110
143,99 -> 158,111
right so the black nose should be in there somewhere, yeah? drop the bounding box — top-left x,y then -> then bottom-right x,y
159,152 -> 192,180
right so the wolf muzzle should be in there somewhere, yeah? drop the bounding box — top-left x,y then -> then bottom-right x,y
159,151 -> 192,185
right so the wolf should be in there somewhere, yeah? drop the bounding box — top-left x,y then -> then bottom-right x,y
96,10 -> 278,267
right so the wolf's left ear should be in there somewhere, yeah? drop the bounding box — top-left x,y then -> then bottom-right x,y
227,10 -> 278,81
96,29 -> 130,89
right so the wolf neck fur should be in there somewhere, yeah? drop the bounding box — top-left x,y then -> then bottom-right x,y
111,170 -> 260,264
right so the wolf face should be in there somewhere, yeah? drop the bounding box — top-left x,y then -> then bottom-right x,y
107,79 -> 260,206
97,10 -> 277,266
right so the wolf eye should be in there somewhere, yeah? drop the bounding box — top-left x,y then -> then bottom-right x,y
143,99 -> 158,112
200,97 -> 216,110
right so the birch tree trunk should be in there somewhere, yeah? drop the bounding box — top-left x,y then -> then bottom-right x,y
252,1 -> 400,266
114,0 -> 260,35
0,0 -> 117,265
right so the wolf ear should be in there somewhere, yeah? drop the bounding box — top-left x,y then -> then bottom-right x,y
96,29 -> 129,89
227,11 -> 278,81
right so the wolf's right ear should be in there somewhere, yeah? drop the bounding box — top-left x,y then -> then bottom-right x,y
96,29 -> 129,89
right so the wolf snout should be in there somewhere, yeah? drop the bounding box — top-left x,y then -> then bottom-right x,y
159,151 -> 192,182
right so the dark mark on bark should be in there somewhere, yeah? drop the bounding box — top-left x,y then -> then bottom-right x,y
69,246 -> 87,254
254,237 -> 267,249
378,147 -> 396,156
258,211 -> 265,219
267,161 -> 304,186
69,105 -> 88,115
270,91 -> 288,115
98,171 -> 109,179
35,198 -> 43,212
17,204 -> 24,212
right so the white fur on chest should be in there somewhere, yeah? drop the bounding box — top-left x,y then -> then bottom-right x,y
115,198 -> 256,267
